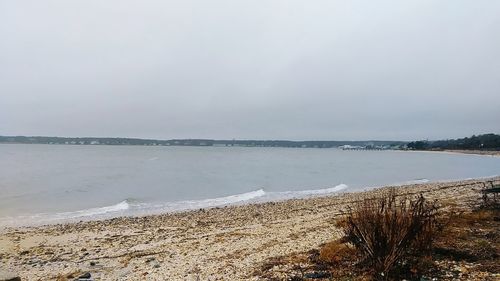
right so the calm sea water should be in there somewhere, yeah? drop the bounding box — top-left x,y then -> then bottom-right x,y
1,144 -> 499,226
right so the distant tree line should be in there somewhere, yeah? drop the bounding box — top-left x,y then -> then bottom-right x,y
407,134 -> 500,151
0,136 -> 213,146
4,134 -> 498,150
213,140 -> 404,148
0,135 -> 405,149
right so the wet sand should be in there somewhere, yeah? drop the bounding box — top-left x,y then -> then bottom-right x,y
1,177 -> 498,280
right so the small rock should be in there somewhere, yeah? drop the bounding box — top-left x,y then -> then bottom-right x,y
0,270 -> 21,281
78,272 -> 91,279
89,261 -> 96,266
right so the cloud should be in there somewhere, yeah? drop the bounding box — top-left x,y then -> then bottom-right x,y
1,1 -> 499,140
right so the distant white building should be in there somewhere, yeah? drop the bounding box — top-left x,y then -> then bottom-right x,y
338,145 -> 364,150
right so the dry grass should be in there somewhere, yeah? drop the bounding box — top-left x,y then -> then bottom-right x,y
317,239 -> 355,265
338,189 -> 439,279
434,208 -> 499,272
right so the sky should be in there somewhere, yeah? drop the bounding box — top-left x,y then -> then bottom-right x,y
1,1 -> 499,141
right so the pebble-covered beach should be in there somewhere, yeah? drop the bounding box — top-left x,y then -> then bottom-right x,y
1,177 -> 498,280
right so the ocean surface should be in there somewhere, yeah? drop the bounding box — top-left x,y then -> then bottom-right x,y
1,144 -> 499,227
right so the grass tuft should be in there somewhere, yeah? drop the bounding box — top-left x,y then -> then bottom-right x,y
319,240 -> 356,265
338,189 -> 439,279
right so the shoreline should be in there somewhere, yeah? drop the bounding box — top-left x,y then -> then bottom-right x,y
1,174 -> 496,230
1,177 -> 499,280
398,148 -> 500,157
442,149 -> 500,157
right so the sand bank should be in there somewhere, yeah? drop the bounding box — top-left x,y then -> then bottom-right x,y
442,149 -> 500,157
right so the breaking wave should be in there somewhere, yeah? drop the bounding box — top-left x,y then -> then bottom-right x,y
137,189 -> 267,213
0,185 -> 348,228
275,184 -> 348,196
0,200 -> 131,228
398,178 -> 430,185
50,200 -> 130,219
135,184 -> 348,214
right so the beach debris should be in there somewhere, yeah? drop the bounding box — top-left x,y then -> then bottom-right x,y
74,272 -> 93,281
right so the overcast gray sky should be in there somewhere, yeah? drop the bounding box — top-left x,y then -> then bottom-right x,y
1,1 -> 499,141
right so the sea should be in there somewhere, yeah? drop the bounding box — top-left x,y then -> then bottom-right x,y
1,144 -> 499,227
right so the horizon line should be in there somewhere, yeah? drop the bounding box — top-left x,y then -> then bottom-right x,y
0,134 -> 413,143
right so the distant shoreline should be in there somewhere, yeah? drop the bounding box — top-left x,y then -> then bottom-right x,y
442,149 -> 500,157
400,149 -> 500,158
418,149 -> 500,157
2,142 -> 500,157
2,134 -> 499,152
0,135 -> 405,149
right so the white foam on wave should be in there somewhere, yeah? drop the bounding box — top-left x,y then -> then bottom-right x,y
138,185 -> 348,215
399,178 -> 430,185
278,184 -> 348,196
136,189 -> 267,214
258,184 -> 348,201
0,185 -> 348,228
49,200 -> 130,220
0,200 -> 130,228
171,188 -> 266,209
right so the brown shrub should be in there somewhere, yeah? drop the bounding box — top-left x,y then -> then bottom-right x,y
319,240 -> 356,264
338,189 -> 439,279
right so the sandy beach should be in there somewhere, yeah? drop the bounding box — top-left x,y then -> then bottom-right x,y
442,150 -> 500,157
1,177 -> 499,280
